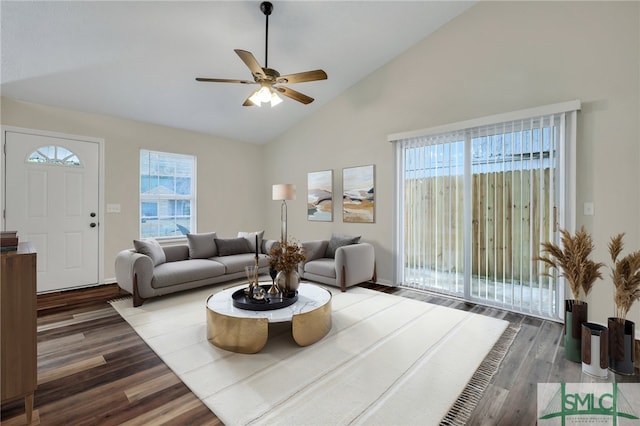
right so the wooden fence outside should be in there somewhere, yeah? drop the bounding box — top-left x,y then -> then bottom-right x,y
405,168 -> 552,283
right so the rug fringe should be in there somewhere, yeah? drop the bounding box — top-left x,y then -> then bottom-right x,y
439,322 -> 520,426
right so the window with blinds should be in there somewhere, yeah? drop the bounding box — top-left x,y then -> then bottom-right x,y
140,150 -> 196,239
391,102 -> 580,319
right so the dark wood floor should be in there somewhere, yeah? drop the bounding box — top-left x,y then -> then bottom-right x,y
1,283 -> 638,425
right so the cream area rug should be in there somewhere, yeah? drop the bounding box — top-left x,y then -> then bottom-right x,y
110,283 -> 513,425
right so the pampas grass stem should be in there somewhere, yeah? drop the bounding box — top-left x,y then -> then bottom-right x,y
536,227 -> 604,302
608,233 -> 640,323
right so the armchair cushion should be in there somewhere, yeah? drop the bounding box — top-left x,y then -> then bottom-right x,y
304,258 -> 336,278
187,232 -> 218,258
133,238 -> 166,266
301,240 -> 329,262
325,234 -> 361,258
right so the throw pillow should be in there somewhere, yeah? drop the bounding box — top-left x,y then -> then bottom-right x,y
133,238 -> 166,266
187,232 -> 217,258
215,238 -> 251,256
324,234 -> 361,259
238,230 -> 265,254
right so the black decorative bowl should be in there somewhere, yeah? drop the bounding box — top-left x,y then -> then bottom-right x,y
232,285 -> 298,311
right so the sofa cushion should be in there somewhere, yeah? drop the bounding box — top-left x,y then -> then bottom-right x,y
164,244 -> 190,262
238,230 -> 264,254
187,232 -> 218,258
151,259 -> 225,289
304,258 -> 337,278
133,238 -> 166,266
324,234 -> 361,259
212,253 -> 270,274
215,238 -> 251,256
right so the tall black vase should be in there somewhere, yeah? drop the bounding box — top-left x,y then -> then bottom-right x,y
565,300 -> 588,363
608,318 -> 635,375
269,267 -> 278,283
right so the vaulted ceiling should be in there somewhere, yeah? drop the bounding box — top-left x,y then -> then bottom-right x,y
1,1 -> 474,144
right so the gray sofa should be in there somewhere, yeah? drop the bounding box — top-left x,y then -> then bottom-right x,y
299,235 -> 376,291
115,231 -> 278,307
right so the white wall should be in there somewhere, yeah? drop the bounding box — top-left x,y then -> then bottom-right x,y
263,1 -> 640,326
0,97 -> 266,282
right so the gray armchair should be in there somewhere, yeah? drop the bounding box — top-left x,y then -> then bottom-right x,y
299,239 -> 376,291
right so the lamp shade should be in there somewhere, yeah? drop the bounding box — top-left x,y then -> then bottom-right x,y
272,184 -> 296,201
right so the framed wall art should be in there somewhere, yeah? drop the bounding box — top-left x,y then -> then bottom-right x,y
342,165 -> 374,223
307,170 -> 333,222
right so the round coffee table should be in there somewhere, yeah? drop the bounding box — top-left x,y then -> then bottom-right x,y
206,282 -> 332,354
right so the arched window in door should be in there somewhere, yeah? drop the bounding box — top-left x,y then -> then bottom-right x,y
27,145 -> 81,166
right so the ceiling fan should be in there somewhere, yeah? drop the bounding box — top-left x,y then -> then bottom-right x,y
196,1 -> 328,107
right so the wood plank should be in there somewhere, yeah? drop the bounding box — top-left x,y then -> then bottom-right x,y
36,284 -> 126,312
468,383 -> 509,425
124,372 -> 181,403
37,355 -> 106,385
37,332 -> 85,356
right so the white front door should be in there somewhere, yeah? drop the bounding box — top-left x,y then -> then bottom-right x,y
4,130 -> 100,293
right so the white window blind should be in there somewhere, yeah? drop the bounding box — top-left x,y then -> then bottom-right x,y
391,101 -> 580,319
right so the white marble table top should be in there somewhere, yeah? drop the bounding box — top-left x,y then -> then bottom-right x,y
206,282 -> 331,323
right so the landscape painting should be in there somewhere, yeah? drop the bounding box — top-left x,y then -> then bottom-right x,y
307,170 -> 333,221
343,165 -> 374,223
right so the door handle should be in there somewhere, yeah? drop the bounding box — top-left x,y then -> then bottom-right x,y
90,212 -> 96,217
90,223 -> 97,228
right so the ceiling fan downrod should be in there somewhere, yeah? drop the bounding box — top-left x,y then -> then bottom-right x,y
261,2 -> 273,69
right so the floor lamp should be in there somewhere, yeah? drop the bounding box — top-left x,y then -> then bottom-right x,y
272,184 -> 296,244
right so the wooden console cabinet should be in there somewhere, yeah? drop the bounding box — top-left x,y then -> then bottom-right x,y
1,242 -> 37,423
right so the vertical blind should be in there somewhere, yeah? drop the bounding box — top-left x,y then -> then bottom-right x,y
391,102 -> 580,319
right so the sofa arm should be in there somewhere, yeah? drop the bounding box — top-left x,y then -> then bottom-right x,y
301,240 -> 329,262
115,249 -> 154,296
262,239 -> 280,255
335,243 -> 375,291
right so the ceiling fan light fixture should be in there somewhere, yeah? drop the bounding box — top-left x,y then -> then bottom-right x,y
249,86 -> 268,106
270,91 -> 283,107
249,85 -> 282,107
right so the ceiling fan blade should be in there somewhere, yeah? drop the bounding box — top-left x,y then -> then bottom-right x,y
275,86 -> 314,104
277,70 -> 327,85
196,77 -> 256,84
235,49 -> 265,79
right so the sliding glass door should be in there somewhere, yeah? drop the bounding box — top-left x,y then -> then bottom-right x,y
403,135 -> 466,296
392,103 -> 579,319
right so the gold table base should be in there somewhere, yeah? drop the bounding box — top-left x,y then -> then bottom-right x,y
206,288 -> 332,354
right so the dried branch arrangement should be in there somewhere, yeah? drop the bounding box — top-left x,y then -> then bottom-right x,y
268,241 -> 306,273
608,233 -> 640,323
537,227 -> 604,303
